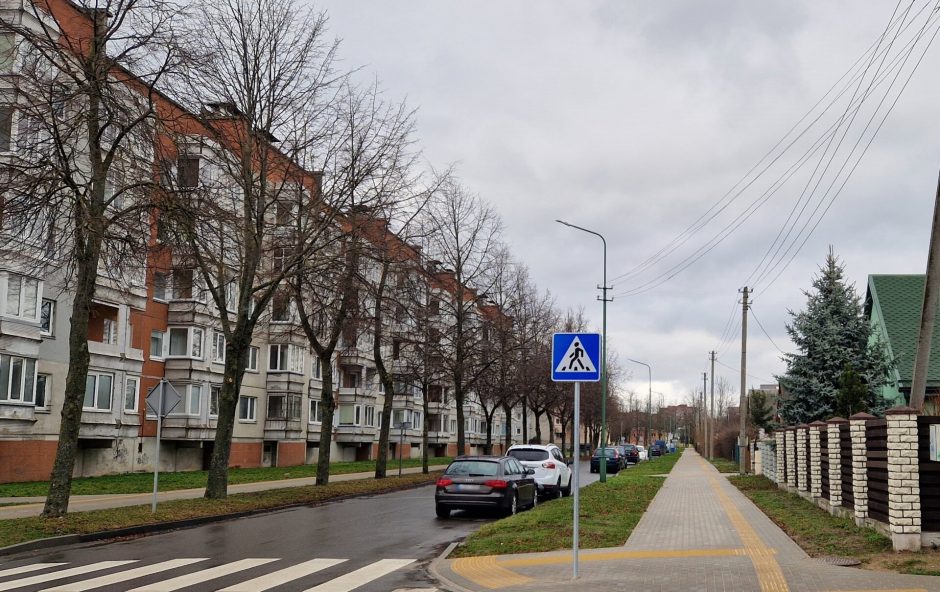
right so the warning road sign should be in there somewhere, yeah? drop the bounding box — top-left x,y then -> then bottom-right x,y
551,333 -> 601,382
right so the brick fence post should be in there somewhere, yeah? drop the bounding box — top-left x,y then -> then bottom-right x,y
796,425 -> 810,493
850,412 -> 875,527
775,429 -> 786,487
785,428 -> 797,489
827,417 -> 847,516
886,406 -> 921,551
809,421 -> 825,500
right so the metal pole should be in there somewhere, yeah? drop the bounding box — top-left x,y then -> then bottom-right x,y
572,381 -> 580,579
910,171 -> 940,411
739,287 -> 749,474
398,423 -> 404,477
151,380 -> 163,514
709,351 -> 716,459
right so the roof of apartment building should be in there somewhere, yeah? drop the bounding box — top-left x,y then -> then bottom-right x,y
866,274 -> 940,388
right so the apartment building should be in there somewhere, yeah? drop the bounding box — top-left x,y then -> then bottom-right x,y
0,0 -> 538,483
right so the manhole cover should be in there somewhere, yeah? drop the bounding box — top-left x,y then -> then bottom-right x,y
814,556 -> 861,566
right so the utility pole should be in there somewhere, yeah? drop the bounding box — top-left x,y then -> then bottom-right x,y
910,171 -> 940,411
702,372 -> 707,454
709,350 -> 716,459
738,287 -> 749,474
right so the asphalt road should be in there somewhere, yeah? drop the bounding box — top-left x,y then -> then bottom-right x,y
0,462 -> 616,592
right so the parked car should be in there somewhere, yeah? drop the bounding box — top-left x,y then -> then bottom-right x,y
590,447 -> 623,474
619,444 -> 640,465
636,445 -> 648,461
506,444 -> 573,499
435,456 -> 538,518
649,444 -> 663,457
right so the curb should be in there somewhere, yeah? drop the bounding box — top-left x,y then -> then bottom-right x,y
428,542 -> 477,592
0,476 -> 439,558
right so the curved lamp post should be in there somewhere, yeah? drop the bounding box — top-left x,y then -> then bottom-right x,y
626,358 -> 652,448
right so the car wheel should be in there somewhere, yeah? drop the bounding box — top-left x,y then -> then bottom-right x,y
531,491 -> 538,510
562,475 -> 572,497
436,505 -> 450,519
554,479 -> 563,499
508,493 -> 518,516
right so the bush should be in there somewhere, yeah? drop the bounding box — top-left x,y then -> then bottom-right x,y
714,426 -> 740,460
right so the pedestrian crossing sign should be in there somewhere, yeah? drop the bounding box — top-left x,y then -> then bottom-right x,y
551,333 -> 601,382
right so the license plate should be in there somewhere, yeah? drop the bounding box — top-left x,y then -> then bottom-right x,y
455,484 -> 480,492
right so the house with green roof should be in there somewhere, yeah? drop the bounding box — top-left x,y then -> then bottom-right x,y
865,274 -> 940,409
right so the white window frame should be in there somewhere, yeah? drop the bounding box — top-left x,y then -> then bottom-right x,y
244,345 -> 259,372
413,411 -> 422,430
0,354 -> 36,404
170,383 -> 202,417
4,273 -> 40,321
83,371 -> 113,411
166,326 -> 204,360
211,331 -> 225,364
238,395 -> 257,422
268,343 -> 304,374
364,405 -> 375,427
153,271 -> 169,302
123,376 -> 139,413
209,384 -> 220,418
309,398 -> 322,424
150,330 -> 165,360
35,372 -> 49,410
39,298 -> 54,336
101,317 -> 117,345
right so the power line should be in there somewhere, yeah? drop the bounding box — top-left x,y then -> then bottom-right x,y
715,358 -> 773,385
749,306 -> 787,355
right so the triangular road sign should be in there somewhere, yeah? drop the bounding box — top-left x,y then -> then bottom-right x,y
554,336 -> 597,374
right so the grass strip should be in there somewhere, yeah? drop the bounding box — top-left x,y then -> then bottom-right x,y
0,457 -> 453,498
452,452 -> 682,557
0,471 -> 440,549
708,457 -> 740,474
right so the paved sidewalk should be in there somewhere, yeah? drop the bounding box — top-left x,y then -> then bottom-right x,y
433,450 -> 940,592
0,465 -> 447,519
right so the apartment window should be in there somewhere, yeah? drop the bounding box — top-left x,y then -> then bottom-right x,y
413,411 -> 422,430
313,357 -> 321,379
211,331 -> 225,363
364,405 -> 375,427
268,394 -> 302,420
35,373 -> 49,409
177,384 -> 201,416
16,112 -> 41,153
153,272 -> 169,301
101,318 -> 117,345
0,34 -> 14,72
342,371 -> 360,389
0,106 -> 12,152
243,346 -> 259,371
177,155 -> 200,188
0,355 -> 36,403
150,330 -> 164,359
167,327 -> 203,359
39,299 -> 54,336
392,340 -> 401,360
5,273 -> 39,320
123,376 -> 139,412
272,247 -> 287,272
339,404 -> 361,426
271,291 -> 291,322
275,200 -> 292,226
428,298 -> 440,315
268,343 -> 303,373
171,268 -> 193,300
238,395 -> 256,421
450,418 -> 457,433
309,398 -> 322,424
209,385 -> 220,417
83,372 -> 113,411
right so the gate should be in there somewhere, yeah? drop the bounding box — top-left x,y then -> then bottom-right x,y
820,428 -> 830,499
866,418 -> 888,524
841,423 -> 854,510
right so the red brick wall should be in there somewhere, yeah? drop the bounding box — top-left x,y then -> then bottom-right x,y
0,440 -> 57,482
277,442 -> 305,467
446,443 -> 458,457
228,441 -> 262,468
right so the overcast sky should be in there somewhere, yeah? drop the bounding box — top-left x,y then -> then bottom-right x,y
314,1 -> 940,407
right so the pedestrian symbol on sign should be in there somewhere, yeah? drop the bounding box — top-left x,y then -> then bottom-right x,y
555,336 -> 596,374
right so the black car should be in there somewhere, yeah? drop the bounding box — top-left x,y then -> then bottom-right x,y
649,444 -> 663,457
435,455 -> 538,518
590,447 -> 622,474
619,444 -> 640,465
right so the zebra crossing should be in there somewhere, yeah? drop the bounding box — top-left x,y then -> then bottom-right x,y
0,557 -> 428,592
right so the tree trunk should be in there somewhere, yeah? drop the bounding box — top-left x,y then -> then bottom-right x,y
455,381 -> 466,456
204,337 -> 253,498
421,387 -> 430,473
502,403 -> 512,450
317,355 -> 337,485
533,409 -> 542,444
43,246 -> 100,517
521,396 -> 528,443
545,411 -> 554,444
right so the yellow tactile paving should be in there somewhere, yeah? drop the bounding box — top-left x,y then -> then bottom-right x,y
702,456 -> 790,592
451,556 -> 533,590
500,547 -> 749,567
825,590 -> 928,592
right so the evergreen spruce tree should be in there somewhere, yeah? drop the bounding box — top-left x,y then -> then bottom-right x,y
778,248 -> 891,424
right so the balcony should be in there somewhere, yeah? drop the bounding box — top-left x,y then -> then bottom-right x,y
337,346 -> 373,368
334,424 -> 377,443
263,418 -> 304,440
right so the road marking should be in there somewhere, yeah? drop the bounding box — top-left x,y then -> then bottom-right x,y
39,559 -> 208,592
303,559 -> 415,592
0,561 -> 137,591
451,556 -> 532,590
0,564 -> 67,579
219,559 -> 347,592
126,559 -> 276,592
500,547 -> 749,567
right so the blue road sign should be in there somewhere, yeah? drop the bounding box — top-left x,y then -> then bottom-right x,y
551,333 -> 601,382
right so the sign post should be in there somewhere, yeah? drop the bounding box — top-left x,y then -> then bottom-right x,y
552,332 -> 601,580
146,380 -> 181,513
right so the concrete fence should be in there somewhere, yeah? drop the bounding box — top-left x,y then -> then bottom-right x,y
764,407 -> 933,551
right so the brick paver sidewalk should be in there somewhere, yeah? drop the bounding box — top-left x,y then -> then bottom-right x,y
432,449 -> 939,592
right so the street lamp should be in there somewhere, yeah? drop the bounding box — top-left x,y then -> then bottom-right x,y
556,220 -> 611,482
626,358 -> 652,449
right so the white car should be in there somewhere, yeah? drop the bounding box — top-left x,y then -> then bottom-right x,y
506,444 -> 573,499
636,445 -> 648,461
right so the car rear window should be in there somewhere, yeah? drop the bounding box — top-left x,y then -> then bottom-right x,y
445,460 -> 499,476
507,449 -> 550,461
593,448 -> 617,457
623,445 -> 637,451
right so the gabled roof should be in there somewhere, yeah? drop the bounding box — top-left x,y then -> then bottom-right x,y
866,274 -> 940,387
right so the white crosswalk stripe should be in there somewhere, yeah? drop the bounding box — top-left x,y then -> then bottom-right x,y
303,559 -> 415,592
0,561 -> 137,591
39,558 -> 208,592
0,565 -> 67,579
126,559 -> 277,592
218,558 -> 346,592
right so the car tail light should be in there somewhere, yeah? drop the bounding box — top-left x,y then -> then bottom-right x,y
437,478 -> 453,487
541,462 -> 556,469
484,479 -> 508,489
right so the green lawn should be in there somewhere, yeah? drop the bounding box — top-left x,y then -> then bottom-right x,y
708,457 -> 740,474
0,457 -> 453,497
452,452 -> 681,557
0,472 -> 441,549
